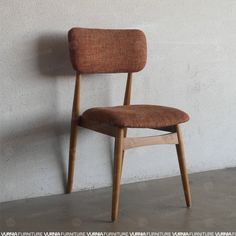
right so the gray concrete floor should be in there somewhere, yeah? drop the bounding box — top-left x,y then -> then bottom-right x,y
0,167 -> 236,231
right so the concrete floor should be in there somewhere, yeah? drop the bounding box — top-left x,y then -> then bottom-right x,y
0,167 -> 236,231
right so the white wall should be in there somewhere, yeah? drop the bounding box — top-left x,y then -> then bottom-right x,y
1,0 -> 236,203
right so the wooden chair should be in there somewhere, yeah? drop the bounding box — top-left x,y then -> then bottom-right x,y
66,27 -> 192,221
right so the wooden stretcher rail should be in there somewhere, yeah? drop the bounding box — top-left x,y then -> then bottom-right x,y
123,133 -> 178,150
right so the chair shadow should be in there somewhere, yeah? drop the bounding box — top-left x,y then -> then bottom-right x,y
36,32 -> 115,192
35,33 -> 74,190
37,33 -> 74,77
0,33 -> 74,194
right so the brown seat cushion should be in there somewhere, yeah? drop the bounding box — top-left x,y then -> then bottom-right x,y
68,28 -> 147,73
80,105 -> 189,128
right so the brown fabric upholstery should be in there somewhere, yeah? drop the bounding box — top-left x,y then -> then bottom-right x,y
68,27 -> 147,73
80,105 -> 189,128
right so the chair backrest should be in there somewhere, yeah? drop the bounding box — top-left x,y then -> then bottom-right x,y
68,27 -> 147,74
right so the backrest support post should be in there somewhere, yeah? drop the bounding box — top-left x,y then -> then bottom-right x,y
123,72 -> 132,105
72,72 -> 81,120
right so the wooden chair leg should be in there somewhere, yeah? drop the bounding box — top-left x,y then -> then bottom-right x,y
66,73 -> 80,194
66,123 -> 78,193
120,128 -> 127,175
112,128 -> 124,221
176,124 -> 192,207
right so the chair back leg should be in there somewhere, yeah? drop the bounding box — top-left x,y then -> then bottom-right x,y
112,128 -> 124,221
176,124 -> 192,207
67,74 -> 80,193
67,124 -> 78,193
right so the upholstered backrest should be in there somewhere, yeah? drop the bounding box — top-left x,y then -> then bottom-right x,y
68,27 -> 147,74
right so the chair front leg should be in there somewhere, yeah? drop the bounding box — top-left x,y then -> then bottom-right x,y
175,124 -> 192,207
112,128 -> 124,221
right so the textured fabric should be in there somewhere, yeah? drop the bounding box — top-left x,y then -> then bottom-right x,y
68,27 -> 147,73
80,105 -> 189,128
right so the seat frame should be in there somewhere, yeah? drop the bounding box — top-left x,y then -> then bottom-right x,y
67,72 -> 192,221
